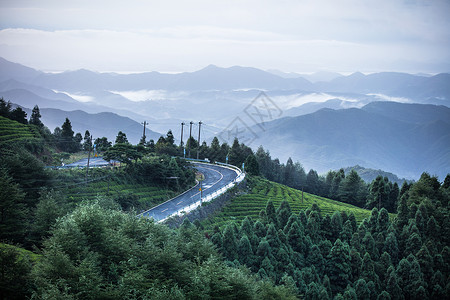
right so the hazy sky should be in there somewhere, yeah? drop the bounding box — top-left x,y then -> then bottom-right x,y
0,0 -> 449,73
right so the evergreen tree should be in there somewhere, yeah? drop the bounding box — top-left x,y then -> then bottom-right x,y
331,169 -> 345,199
0,97 -> 12,118
327,239 -> 351,293
338,170 -> 367,206
94,137 -> 112,152
265,200 -> 277,226
221,224 -> 238,261
74,132 -> 82,152
10,107 -> 27,124
387,182 -> 400,212
237,235 -> 254,267
276,200 -> 292,229
0,169 -> 27,243
208,137 -> 221,162
83,130 -> 92,151
265,223 -> 281,250
284,157 -> 296,187
330,211 -> 344,241
29,105 -> 43,127
244,153 -> 260,176
115,131 -> 129,144
58,118 -> 75,152
367,176 -> 388,210
354,278 -> 370,300
228,138 -> 242,166
306,169 -> 320,195
307,244 -> 325,274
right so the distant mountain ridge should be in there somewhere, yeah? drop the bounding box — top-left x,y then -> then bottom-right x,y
1,57 -> 449,105
342,165 -> 412,186
250,101 -> 450,180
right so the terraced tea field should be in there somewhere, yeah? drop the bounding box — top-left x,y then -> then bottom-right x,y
0,116 -> 38,144
204,177 -> 373,229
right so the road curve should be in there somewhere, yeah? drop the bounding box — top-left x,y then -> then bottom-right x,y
65,157 -> 113,167
140,162 -> 239,222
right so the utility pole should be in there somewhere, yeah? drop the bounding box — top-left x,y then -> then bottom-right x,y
197,121 -> 202,159
188,121 -> 193,158
200,180 -> 203,205
86,135 -> 92,183
180,122 -> 185,147
141,121 -> 148,144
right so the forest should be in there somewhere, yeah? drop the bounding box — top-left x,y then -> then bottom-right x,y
1,99 -> 449,299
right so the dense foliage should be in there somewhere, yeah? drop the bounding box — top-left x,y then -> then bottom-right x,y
209,174 -> 450,299
7,199 -> 295,299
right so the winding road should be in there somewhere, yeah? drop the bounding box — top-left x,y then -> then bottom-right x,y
64,157 -> 115,167
139,162 -> 239,222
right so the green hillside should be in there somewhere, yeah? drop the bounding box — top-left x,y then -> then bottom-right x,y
204,176 -> 373,229
0,115 -> 38,144
50,168 -> 178,211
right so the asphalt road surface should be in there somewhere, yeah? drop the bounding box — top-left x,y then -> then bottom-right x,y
140,162 -> 239,222
65,157 -> 114,167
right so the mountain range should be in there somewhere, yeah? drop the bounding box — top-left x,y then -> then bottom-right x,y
248,101 -> 450,180
1,57 -> 449,180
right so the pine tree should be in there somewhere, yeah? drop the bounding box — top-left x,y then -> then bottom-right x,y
331,169 -> 345,199
115,131 -> 129,144
244,154 -> 260,176
387,267 -> 404,300
367,176 -> 388,210
208,137 -> 221,162
0,169 -> 27,243
10,107 -> 28,124
265,223 -> 281,249
383,232 -> 399,264
83,130 -> 92,151
221,224 -> 238,261
307,244 -> 325,274
355,278 -> 370,300
237,235 -> 254,267
330,211 -> 343,241
276,200 -> 292,229
228,138 -> 242,166
327,239 -> 351,293
0,97 -> 12,118
256,239 -> 272,260
306,169 -> 320,195
58,118 -> 75,152
287,221 -> 305,253
29,105 -> 43,127
377,291 -> 391,300
338,170 -> 366,206
339,220 -> 353,243
265,200 -> 277,226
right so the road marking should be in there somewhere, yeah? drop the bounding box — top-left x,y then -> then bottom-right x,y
177,200 -> 183,205
161,208 -> 168,212
190,166 -> 224,198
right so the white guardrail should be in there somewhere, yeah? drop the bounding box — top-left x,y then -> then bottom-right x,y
156,160 -> 245,223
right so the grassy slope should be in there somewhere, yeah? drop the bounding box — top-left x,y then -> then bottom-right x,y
204,176 -> 373,229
